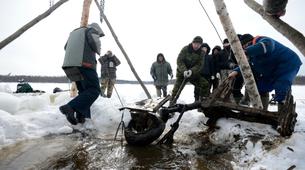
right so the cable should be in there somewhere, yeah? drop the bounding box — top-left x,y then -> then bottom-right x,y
112,84 -> 125,149
114,85 -> 124,107
198,0 -> 223,44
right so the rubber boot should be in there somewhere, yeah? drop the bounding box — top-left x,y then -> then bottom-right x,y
156,88 -> 161,97
234,97 -> 242,105
59,105 -> 77,125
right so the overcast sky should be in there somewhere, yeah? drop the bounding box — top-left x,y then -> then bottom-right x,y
0,0 -> 304,81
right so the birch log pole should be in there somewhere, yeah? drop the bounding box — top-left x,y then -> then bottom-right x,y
213,0 -> 263,109
0,0 -> 69,50
70,0 -> 93,97
244,0 -> 305,57
94,0 -> 152,99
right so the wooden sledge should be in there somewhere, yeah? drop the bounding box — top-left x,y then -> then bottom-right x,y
160,78 -> 298,137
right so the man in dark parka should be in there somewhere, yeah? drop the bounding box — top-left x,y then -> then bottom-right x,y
150,53 -> 173,97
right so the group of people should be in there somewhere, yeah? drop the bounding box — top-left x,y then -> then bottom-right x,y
151,34 -> 302,112
58,22 -> 302,126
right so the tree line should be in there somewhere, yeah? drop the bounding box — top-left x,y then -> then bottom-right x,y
0,75 -> 177,84
0,75 -> 304,85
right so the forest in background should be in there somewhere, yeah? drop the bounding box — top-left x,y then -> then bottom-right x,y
0,75 -> 304,85
0,75 -> 175,84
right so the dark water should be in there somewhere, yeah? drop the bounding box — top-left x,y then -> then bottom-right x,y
0,130 -> 233,170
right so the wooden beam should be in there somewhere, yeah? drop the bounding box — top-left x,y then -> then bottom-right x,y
244,0 -> 305,57
80,0 -> 92,27
0,0 -> 69,50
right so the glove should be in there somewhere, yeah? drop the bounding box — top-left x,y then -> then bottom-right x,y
170,74 -> 173,79
183,70 -> 192,78
211,76 -> 215,80
216,73 -> 221,79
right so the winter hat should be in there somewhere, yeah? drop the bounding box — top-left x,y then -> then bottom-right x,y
212,45 -> 222,55
240,33 -> 254,45
192,36 -> 203,44
201,43 -> 211,55
222,38 -> 229,44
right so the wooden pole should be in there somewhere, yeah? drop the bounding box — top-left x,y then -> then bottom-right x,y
80,0 -> 92,27
213,0 -> 263,109
70,0 -> 93,97
244,0 -> 305,57
94,0 -> 152,99
0,0 -> 69,50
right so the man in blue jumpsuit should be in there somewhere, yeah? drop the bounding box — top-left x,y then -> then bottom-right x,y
229,34 -> 302,111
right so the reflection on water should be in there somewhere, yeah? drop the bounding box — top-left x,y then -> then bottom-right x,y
0,130 -> 233,170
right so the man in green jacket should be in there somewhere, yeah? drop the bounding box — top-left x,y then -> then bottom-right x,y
150,53 -> 173,97
170,36 -> 209,105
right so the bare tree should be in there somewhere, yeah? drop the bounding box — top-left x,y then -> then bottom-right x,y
0,0 -> 69,50
213,0 -> 263,109
244,0 -> 305,57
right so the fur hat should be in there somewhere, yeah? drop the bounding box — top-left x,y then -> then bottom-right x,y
240,33 -> 254,45
192,36 -> 203,44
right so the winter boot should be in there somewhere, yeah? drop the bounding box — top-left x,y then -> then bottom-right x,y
76,112 -> 86,124
59,105 -> 77,125
234,97 -> 242,105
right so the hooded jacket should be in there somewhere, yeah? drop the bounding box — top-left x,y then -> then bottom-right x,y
244,36 -> 302,80
234,36 -> 302,102
150,54 -> 173,86
62,23 -> 104,71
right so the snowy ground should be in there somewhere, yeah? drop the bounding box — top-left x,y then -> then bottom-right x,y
0,82 -> 304,169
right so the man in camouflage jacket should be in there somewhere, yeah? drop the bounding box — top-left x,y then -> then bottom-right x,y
170,36 -> 209,105
98,50 -> 121,98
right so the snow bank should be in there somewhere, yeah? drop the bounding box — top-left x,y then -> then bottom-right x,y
0,92 -> 21,113
0,83 -> 305,169
0,84 -> 13,93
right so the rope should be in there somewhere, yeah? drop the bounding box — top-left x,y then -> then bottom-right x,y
112,84 -> 125,149
198,0 -> 223,44
114,84 -> 124,108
